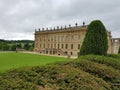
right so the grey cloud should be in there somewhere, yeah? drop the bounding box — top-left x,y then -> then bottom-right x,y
0,0 -> 119,40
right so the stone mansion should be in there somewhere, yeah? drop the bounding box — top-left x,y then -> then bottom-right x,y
34,22 -> 120,57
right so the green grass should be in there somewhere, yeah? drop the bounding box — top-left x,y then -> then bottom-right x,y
0,52 -> 71,73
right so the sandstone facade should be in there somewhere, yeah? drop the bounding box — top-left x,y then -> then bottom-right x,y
34,23 -> 114,57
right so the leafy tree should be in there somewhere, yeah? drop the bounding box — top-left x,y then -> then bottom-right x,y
17,43 -> 22,49
79,20 -> 108,56
32,43 -> 34,47
0,43 -> 10,51
24,43 -> 30,50
0,43 -> 3,50
11,44 -> 16,51
3,44 -> 10,51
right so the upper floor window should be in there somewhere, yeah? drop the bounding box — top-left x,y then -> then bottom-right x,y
48,36 -> 50,41
71,44 -> 73,49
40,44 -> 41,48
51,44 -> 53,48
54,36 -> 56,41
78,44 -> 80,49
58,36 -> 60,42
48,44 -> 49,48
51,36 -> 53,41
78,35 -> 80,40
44,44 -> 45,48
72,35 -> 74,40
58,44 -> 60,49
54,44 -> 56,48
66,36 -> 68,41
61,36 -> 64,42
62,44 -> 64,49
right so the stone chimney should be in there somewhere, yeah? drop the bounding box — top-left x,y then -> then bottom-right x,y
57,26 -> 59,29
75,23 -> 78,27
83,21 -> 85,27
69,24 -> 71,28
42,28 -> 44,31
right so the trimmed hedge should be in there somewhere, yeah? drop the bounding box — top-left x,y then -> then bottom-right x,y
79,55 -> 120,70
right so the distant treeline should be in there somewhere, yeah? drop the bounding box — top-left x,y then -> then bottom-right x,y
0,39 -> 34,51
0,39 -> 34,43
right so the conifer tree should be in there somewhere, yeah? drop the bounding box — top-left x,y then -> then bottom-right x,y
118,46 -> 120,54
79,20 -> 108,56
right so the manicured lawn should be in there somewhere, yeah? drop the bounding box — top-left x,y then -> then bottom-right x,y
0,52 -> 71,73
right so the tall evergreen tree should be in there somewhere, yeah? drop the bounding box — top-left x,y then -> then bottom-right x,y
79,20 -> 108,56
118,46 -> 120,54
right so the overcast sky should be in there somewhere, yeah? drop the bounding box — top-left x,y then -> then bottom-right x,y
0,0 -> 119,40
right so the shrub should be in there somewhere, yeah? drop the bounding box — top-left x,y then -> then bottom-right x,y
69,60 -> 120,90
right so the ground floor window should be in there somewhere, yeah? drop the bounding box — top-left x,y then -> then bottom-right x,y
78,44 -> 80,49
48,44 -> 49,48
44,44 -> 45,48
66,44 -> 68,49
46,50 -> 48,54
58,44 -> 60,49
65,51 -> 67,54
62,44 -> 64,49
54,44 -> 56,48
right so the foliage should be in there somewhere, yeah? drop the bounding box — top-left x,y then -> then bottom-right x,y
79,20 -> 108,56
0,43 -> 10,51
0,39 -> 34,44
79,55 -> 120,70
10,44 -> 16,51
0,39 -> 34,51
0,63 -> 111,90
107,54 -> 120,59
118,46 -> 120,54
23,43 -> 31,50
16,43 -> 22,49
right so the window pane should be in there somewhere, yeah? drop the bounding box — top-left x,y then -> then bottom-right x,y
78,44 -> 80,49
